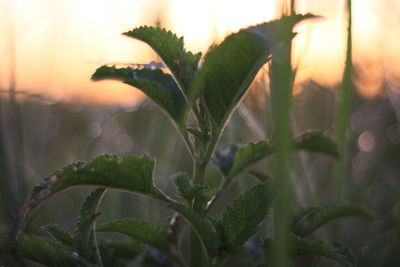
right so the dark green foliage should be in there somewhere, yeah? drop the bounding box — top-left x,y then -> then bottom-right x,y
292,203 -> 374,238
13,234 -> 83,267
41,224 -> 73,246
172,172 -> 207,202
291,206 -> 320,230
4,15 -> 374,267
221,131 -> 337,188
92,66 -> 186,124
293,130 -> 339,158
29,154 -> 169,205
263,235 -> 356,267
226,141 -> 273,183
169,203 -> 219,255
74,188 -> 106,262
123,26 -> 201,94
97,218 -> 169,250
99,240 -> 142,259
193,29 -> 270,143
221,182 -> 274,248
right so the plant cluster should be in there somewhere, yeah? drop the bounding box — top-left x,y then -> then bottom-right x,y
0,14 -> 373,267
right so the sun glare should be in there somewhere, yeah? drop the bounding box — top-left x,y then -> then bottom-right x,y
0,0 -> 398,104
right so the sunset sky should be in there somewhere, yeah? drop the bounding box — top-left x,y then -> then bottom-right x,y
0,0 -> 399,104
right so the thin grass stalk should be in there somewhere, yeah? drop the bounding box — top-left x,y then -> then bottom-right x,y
268,3 -> 297,266
335,0 -> 352,201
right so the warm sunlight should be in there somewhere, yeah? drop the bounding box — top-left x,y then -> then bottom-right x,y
0,0 -> 399,104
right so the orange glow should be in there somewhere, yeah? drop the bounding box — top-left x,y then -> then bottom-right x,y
0,0 -> 399,104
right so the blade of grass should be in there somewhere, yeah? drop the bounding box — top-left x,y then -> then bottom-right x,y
335,0 -> 352,201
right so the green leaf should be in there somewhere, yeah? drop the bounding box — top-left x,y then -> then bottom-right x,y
32,154 -> 168,202
97,218 -> 169,250
13,234 -> 83,267
41,224 -> 73,246
193,28 -> 270,144
263,235 -> 355,267
172,172 -> 207,202
92,66 -> 186,124
293,131 -> 339,158
293,203 -> 374,238
194,15 -> 315,146
19,155 -> 170,234
221,181 -> 274,248
169,203 -> 219,256
73,188 -> 106,261
291,206 -> 320,231
225,141 -> 273,187
123,26 -> 201,94
99,240 -> 142,259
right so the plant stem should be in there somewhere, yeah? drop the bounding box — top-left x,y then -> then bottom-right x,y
190,159 -> 208,267
270,35 -> 294,267
335,0 -> 352,201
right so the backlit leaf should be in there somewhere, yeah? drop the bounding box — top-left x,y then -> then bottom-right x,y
293,131 -> 339,158
92,66 -> 186,124
194,15 -> 316,146
193,28 -> 270,144
124,26 -> 201,95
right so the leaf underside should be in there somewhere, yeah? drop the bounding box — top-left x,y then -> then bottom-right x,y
92,66 -> 186,124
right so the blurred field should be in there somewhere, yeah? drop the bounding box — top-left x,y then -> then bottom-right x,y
1,0 -> 400,266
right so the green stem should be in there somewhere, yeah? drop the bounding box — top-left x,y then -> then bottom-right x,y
190,159 -> 208,267
335,0 -> 352,202
190,231 -> 203,267
270,40 -> 294,267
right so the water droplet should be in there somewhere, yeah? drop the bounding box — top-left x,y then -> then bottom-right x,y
358,131 -> 375,152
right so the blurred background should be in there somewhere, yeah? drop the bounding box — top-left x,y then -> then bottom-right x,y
0,0 -> 399,266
